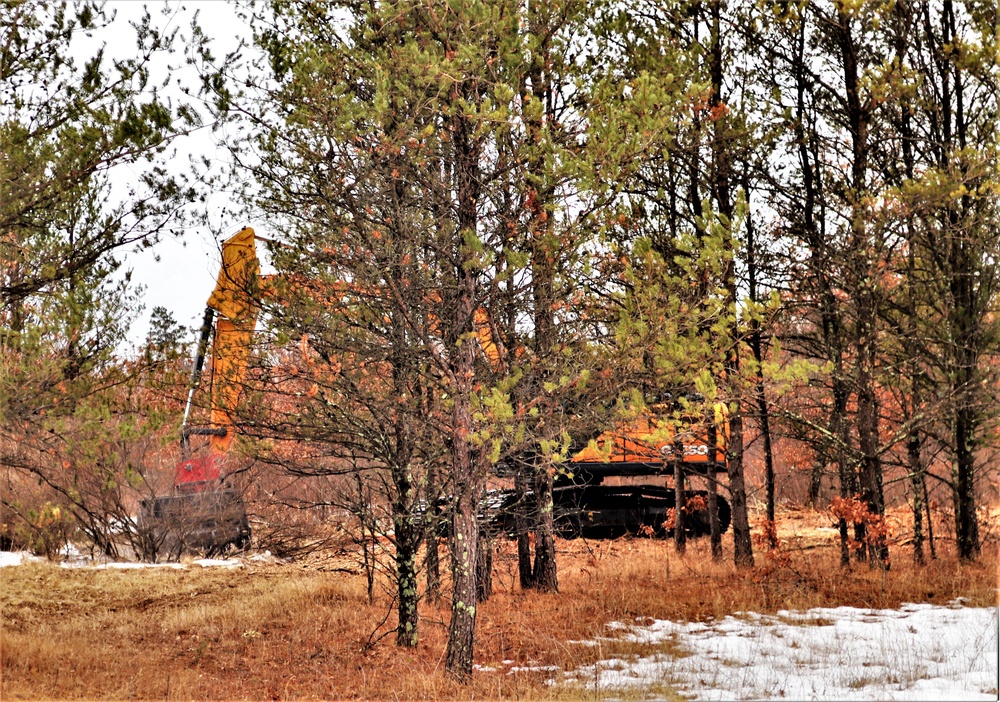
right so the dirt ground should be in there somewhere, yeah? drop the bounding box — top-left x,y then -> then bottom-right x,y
2,506 -> 997,700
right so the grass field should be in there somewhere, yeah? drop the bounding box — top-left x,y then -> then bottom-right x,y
1,507 -> 997,700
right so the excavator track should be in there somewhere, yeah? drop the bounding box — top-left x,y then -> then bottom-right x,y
488,485 -> 731,540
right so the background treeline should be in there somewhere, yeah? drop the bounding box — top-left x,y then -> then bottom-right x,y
1,0 -> 997,681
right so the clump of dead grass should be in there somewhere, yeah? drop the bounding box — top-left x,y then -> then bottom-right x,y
1,505 -> 996,700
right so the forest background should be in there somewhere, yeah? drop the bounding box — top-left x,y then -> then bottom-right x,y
1,0 -> 998,681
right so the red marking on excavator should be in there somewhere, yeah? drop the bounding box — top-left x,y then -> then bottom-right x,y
174,455 -> 222,493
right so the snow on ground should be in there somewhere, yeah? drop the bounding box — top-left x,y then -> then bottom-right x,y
563,602 -> 1000,701
0,547 -> 247,570
0,551 -> 43,567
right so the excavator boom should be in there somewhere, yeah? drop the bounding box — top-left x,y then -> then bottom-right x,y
175,227 -> 262,490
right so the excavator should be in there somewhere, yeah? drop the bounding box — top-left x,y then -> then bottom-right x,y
533,404 -> 731,538
471,290 -> 732,540
482,378 -> 732,539
138,227 -> 730,557
137,227 -> 260,558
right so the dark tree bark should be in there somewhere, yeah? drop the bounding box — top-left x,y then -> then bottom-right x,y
706,418 -> 723,560
392,462 -> 420,647
834,4 -> 887,569
710,0 -> 752,569
785,8 -> 855,565
521,0 -> 560,593
673,460 -> 687,555
444,83 -> 485,682
890,0 -> 925,567
476,529 -> 493,602
743,170 -> 777,546
945,0 -> 979,561
531,465 -> 558,592
514,464 -> 535,590
916,0 -> 986,562
424,463 -> 442,600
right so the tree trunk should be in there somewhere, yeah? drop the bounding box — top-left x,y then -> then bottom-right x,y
892,0 -> 924,568
532,464 -> 558,591
514,464 -> 535,589
445,481 -> 479,681
923,476 -> 936,560
706,417 -> 722,560
954,402 -> 980,560
444,84 -> 483,682
393,489 -> 420,647
673,459 -> 687,555
356,475 -> 376,604
425,530 -> 441,600
835,4 -> 887,569
445,350 -> 480,680
476,529 -> 493,602
743,169 -> 777,544
708,0 -> 752,570
908,430 -> 925,566
424,464 -> 442,601
521,0 -> 560,592
789,9 -> 853,563
727,410 -> 754,568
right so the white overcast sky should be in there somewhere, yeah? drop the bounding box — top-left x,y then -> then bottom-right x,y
90,1 -> 271,351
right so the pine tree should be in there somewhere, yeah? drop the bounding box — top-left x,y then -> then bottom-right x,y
1,1 -> 203,553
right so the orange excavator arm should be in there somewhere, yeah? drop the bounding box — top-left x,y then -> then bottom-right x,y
180,227 -> 264,460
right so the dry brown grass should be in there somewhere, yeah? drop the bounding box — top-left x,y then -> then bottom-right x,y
2,506 -> 997,700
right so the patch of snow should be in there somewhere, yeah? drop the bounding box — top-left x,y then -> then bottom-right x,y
59,542 -> 85,559
2,544 -> 250,570
563,604 -> 1000,701
249,550 -> 284,564
87,561 -> 187,570
191,558 -> 242,568
0,551 -> 43,567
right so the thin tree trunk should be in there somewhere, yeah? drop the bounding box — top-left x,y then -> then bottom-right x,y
532,464 -> 558,591
923,476 -> 936,560
514,463 -> 535,589
476,529 -> 493,602
424,463 -> 441,601
710,0 -> 752,569
356,475 -> 375,604
706,418 -> 722,560
522,0 -> 559,591
709,0 -> 753,567
908,431 -> 925,566
835,4 -> 885,568
790,9 -> 853,564
674,459 -> 687,555
892,0 -> 924,569
743,169 -> 777,544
